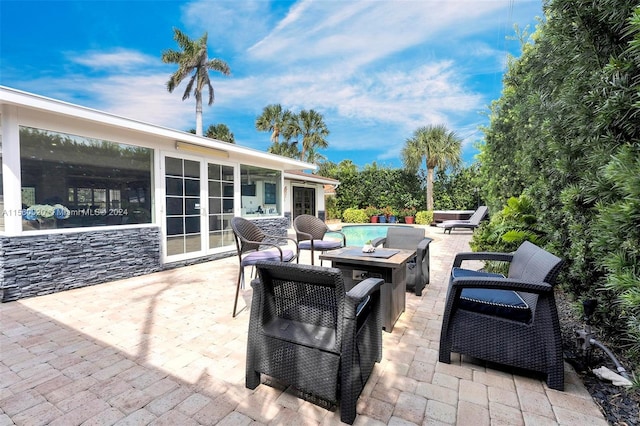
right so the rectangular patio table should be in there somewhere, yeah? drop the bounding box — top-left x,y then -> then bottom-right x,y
320,247 -> 415,332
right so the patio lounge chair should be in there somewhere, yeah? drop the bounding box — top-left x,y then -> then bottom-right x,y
438,241 -> 565,390
230,217 -> 298,317
246,261 -> 383,424
371,227 -> 433,296
293,214 -> 346,265
437,205 -> 488,234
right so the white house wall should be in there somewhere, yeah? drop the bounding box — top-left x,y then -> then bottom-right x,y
0,86 -> 333,302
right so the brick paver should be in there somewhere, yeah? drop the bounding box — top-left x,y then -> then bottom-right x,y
0,225 -> 608,425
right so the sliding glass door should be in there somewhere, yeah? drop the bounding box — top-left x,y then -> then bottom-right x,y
164,155 -> 236,261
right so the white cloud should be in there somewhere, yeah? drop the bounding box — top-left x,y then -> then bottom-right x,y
3,0 -> 542,166
247,1 -> 508,69
69,48 -> 155,71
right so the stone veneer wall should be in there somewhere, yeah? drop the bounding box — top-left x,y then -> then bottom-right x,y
0,227 -> 162,302
0,217 -> 292,302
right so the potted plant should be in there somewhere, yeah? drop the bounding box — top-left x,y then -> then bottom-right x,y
401,196 -> 420,224
388,206 -> 398,223
402,207 -> 417,224
379,206 -> 392,223
364,206 -> 381,223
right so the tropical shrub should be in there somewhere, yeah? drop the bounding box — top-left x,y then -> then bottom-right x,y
415,210 -> 433,225
479,0 -> 640,370
342,208 -> 368,223
470,194 -> 545,254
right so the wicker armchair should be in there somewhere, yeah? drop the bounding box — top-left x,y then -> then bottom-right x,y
371,227 -> 433,296
230,217 -> 297,317
293,214 -> 346,265
439,241 -> 565,390
246,261 -> 383,424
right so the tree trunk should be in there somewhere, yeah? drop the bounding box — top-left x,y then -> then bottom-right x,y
195,93 -> 203,136
426,167 -> 434,211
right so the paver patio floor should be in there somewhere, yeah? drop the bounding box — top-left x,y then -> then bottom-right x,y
0,226 -> 608,425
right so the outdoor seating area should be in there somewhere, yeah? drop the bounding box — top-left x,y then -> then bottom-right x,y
0,225 -> 608,425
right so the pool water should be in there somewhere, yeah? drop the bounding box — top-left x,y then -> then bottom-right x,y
338,224 -> 404,247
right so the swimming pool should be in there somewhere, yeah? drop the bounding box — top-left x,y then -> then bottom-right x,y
338,224 -> 404,247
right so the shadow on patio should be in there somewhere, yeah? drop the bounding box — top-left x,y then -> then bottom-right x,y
0,226 -> 608,425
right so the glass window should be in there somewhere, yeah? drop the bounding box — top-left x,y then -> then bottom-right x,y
165,157 -> 201,256
240,165 -> 281,217
208,163 -> 234,250
19,126 -> 153,230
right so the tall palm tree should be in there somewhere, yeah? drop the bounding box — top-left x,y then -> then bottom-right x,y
255,104 -> 292,144
289,109 -> 329,162
162,28 -> 230,136
402,124 -> 461,211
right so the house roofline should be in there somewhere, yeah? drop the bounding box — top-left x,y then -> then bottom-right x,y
0,85 -> 315,171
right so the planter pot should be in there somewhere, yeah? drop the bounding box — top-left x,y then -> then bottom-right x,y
37,218 -> 57,229
388,215 -> 397,223
370,215 -> 379,223
404,216 -> 415,224
378,215 -> 387,223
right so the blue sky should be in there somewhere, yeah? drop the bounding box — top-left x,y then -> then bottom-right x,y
0,0 -> 542,169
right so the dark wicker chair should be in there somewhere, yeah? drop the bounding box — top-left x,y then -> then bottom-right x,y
437,206 -> 488,234
438,241 -> 565,390
246,261 -> 383,424
230,217 -> 298,317
371,227 -> 433,296
293,214 -> 346,265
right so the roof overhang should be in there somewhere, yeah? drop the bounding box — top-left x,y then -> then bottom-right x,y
284,170 -> 340,186
0,85 -> 315,171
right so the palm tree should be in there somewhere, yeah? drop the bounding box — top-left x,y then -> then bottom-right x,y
288,109 -> 329,162
187,123 -> 235,143
267,141 -> 299,159
255,104 -> 292,144
162,28 -> 231,136
204,123 -> 235,143
304,145 -> 327,164
402,124 -> 461,211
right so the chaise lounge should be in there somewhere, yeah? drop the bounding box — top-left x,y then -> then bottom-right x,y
437,205 -> 488,234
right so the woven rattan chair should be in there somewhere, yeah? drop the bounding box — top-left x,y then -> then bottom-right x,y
293,214 -> 346,265
438,241 -> 565,390
230,217 -> 297,317
371,227 -> 433,296
246,261 -> 383,424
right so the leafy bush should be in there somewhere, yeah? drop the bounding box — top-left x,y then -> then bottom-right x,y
325,196 -> 341,220
342,208 -> 368,223
415,210 -> 433,225
470,194 -> 546,253
364,205 -> 381,217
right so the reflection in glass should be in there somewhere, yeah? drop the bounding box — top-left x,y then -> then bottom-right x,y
240,165 -> 281,217
19,126 -> 152,230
